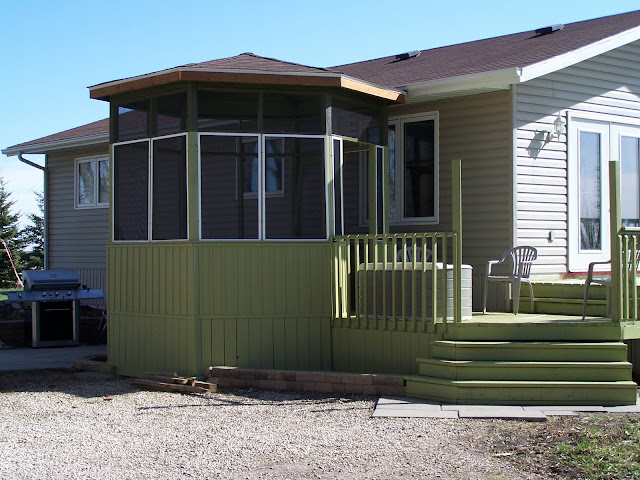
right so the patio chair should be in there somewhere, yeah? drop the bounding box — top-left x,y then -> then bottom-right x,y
582,250 -> 640,320
483,246 -> 538,315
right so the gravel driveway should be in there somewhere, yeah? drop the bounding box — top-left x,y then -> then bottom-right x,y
0,370 -> 541,479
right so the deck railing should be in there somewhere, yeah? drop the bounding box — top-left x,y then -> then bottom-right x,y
331,232 -> 462,332
616,228 -> 640,322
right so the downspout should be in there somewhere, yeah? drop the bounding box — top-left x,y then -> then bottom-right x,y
17,153 -> 47,269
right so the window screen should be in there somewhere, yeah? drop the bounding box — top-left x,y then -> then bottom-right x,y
152,136 -> 187,240
200,135 -> 259,239
264,136 -> 326,239
114,141 -> 149,240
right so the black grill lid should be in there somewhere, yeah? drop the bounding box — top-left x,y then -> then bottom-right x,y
22,270 -> 82,291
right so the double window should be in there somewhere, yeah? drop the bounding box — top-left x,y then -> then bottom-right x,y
75,156 -> 109,209
200,133 -> 327,240
112,134 -> 188,241
388,113 -> 439,224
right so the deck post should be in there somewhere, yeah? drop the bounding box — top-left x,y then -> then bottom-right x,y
452,159 -> 463,323
609,160 -> 622,322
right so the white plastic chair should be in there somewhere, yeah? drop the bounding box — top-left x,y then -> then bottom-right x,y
582,250 -> 640,320
483,246 -> 538,315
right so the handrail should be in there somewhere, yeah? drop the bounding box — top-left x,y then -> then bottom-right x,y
331,232 -> 461,330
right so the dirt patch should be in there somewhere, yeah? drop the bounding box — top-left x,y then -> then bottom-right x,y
480,415 -> 640,479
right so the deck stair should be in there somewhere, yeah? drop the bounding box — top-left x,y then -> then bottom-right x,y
518,280 -> 609,317
405,338 -> 637,405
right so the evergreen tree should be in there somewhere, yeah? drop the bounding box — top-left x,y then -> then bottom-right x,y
21,191 -> 44,271
0,178 -> 23,286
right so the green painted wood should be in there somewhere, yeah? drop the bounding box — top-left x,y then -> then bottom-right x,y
418,358 -> 632,381
273,318 -> 286,370
431,340 -> 629,362
610,161 -> 622,322
446,322 -> 623,342
236,318 -> 250,368
405,376 -> 638,406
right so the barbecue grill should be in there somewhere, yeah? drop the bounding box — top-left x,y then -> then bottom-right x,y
4,270 -> 104,347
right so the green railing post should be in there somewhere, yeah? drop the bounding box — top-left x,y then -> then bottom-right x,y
452,159 -> 463,323
609,160 -> 622,323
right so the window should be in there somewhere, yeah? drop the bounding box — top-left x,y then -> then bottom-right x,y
112,134 -> 188,242
239,138 -> 284,197
200,133 -> 327,240
388,113 -> 438,223
75,156 -> 109,208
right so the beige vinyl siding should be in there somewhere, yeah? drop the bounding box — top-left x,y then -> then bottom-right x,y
389,91 -> 513,308
515,40 -> 640,275
46,146 -> 109,295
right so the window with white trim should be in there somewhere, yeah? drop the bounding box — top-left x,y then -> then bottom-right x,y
75,156 -> 109,208
388,113 -> 438,223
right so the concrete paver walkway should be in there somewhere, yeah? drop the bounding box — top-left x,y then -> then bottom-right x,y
373,395 -> 640,420
0,344 -> 107,372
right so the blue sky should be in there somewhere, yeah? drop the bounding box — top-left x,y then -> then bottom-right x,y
1,0 -> 639,222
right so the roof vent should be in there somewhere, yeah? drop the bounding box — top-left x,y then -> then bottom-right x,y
535,24 -> 564,35
395,50 -> 421,61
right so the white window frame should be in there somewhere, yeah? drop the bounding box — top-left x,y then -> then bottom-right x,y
236,136 -> 285,199
74,155 -> 110,209
388,112 -> 439,225
111,133 -> 189,243
198,132 -> 329,242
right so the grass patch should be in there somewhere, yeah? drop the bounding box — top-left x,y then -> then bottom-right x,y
486,414 -> 640,479
551,415 -> 640,480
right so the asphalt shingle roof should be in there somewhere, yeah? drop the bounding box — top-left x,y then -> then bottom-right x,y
330,9 -> 640,88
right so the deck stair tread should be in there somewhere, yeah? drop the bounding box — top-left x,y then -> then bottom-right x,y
405,375 -> 638,405
408,337 -> 638,405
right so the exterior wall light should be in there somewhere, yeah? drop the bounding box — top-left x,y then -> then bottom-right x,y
546,113 -> 566,142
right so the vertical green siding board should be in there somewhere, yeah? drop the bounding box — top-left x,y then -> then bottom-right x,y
284,318 -> 298,370
236,318 -> 250,368
308,318 -> 322,370
273,318 -> 286,369
224,318 -> 237,366
297,318 -> 310,370
211,319 -> 225,366
261,319 -> 274,368
248,319 -> 262,367
320,317 -> 332,371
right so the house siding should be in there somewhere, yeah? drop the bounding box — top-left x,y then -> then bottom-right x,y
46,146 -> 109,297
389,91 -> 513,308
515,40 -> 640,275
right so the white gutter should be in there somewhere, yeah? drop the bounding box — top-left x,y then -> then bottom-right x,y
1,132 -> 108,157
404,67 -> 522,100
403,23 -> 640,101
519,24 -> 640,82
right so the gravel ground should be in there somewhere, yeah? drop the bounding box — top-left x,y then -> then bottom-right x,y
0,370 -> 542,480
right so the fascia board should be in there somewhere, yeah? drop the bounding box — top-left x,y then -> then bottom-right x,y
405,67 -> 522,99
89,67 -> 404,100
2,134 -> 108,157
519,25 -> 640,82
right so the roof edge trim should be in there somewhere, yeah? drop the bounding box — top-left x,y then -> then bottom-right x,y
519,23 -> 640,82
2,133 -> 109,157
89,67 -> 404,101
404,67 -> 522,99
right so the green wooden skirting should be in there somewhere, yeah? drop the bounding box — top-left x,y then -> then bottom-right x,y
108,242 -> 333,377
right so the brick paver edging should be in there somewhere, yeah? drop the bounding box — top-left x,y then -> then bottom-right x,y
205,366 -> 406,396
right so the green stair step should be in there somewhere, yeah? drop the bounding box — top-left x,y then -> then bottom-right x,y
445,323 -> 622,341
431,340 -> 628,362
417,358 -> 632,381
405,375 -> 638,406
528,282 -> 608,300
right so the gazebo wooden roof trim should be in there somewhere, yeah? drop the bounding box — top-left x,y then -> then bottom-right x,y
89,67 -> 406,103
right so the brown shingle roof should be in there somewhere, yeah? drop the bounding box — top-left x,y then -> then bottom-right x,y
7,10 -> 640,153
330,9 -> 640,88
181,52 -> 330,74
3,118 -> 109,154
